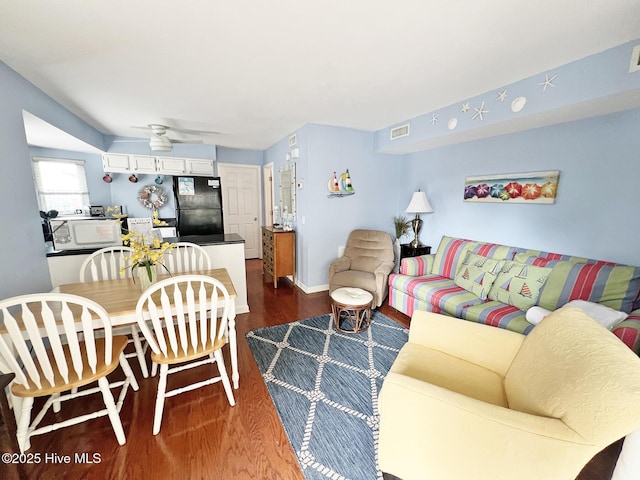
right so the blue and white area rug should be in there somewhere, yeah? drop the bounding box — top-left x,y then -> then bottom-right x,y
246,311 -> 408,480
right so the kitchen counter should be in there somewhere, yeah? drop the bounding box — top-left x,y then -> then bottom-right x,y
45,233 -> 249,314
46,233 -> 245,257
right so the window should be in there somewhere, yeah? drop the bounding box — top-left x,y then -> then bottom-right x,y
32,157 -> 90,214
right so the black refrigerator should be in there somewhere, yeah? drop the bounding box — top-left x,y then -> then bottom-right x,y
173,176 -> 224,236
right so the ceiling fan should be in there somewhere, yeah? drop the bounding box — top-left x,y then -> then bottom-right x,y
148,124 -> 175,152
114,124 -> 221,152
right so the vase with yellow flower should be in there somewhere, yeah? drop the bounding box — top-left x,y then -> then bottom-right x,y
121,230 -> 175,291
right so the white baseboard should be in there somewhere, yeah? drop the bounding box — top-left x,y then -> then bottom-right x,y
296,281 -> 330,294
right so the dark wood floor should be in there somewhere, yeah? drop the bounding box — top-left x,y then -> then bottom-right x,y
1,259 -> 622,479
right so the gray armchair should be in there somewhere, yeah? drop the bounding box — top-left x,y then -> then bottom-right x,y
328,229 -> 395,308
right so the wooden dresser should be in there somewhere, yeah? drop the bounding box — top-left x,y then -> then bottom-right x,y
262,226 -> 295,288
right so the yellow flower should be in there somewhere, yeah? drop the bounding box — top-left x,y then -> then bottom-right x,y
107,205 -> 127,218
121,230 -> 176,274
152,210 -> 167,226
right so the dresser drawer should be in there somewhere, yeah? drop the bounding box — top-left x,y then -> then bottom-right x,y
262,226 -> 295,288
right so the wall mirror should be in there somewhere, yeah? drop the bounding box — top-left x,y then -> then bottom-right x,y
279,163 -> 296,218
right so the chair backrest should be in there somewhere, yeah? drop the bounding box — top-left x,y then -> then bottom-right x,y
79,246 -> 134,282
163,242 -> 211,274
504,306 -> 640,446
344,229 -> 394,272
0,293 -> 114,392
134,275 -> 231,360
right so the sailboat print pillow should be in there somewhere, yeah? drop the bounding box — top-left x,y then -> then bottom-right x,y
488,261 -> 552,311
454,253 -> 504,300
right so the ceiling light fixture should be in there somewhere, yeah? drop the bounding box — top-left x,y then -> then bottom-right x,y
149,132 -> 172,152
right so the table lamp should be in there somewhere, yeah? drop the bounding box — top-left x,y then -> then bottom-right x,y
405,190 -> 433,248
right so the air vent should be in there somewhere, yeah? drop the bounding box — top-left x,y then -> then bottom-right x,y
390,123 -> 410,140
630,45 -> 640,73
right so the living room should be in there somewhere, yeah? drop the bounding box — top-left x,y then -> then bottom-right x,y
1,38 -> 639,299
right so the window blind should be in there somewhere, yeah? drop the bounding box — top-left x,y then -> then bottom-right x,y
32,157 -> 90,214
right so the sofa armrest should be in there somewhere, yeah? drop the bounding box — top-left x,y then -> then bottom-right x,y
409,310 -> 525,376
400,253 -> 434,276
613,309 -> 640,354
379,372 -> 589,480
328,256 -> 350,279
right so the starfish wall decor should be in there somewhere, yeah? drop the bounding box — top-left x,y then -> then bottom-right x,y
471,101 -> 488,121
538,73 -> 557,92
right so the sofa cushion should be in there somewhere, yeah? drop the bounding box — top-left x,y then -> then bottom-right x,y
515,258 -> 640,313
459,301 -> 534,334
514,250 -> 590,265
390,274 -> 485,317
432,236 -> 477,279
454,253 -> 504,300
488,261 -> 552,311
471,242 -> 519,262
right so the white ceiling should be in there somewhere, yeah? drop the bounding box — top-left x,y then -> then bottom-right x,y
2,1 -> 640,151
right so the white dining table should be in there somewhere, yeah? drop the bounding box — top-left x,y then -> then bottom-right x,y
56,268 -> 241,389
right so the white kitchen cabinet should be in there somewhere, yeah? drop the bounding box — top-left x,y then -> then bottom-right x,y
156,157 -> 187,175
102,154 -> 215,177
186,158 -> 215,176
129,155 -> 157,173
102,154 -> 130,173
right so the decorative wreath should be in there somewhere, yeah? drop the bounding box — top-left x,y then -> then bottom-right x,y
137,184 -> 168,210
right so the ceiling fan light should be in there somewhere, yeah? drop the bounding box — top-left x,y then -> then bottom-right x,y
149,133 -> 173,152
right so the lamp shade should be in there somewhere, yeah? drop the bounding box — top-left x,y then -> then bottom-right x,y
405,190 -> 433,214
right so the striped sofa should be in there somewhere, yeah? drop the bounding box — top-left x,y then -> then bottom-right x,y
388,235 -> 640,353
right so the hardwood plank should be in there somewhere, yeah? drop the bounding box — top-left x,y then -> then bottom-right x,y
1,259 -> 619,480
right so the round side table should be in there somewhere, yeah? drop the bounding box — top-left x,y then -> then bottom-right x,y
330,287 -> 374,333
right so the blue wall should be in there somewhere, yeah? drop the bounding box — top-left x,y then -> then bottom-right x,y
403,108 -> 640,266
0,63 -> 106,298
217,146 -> 263,166
267,106 -> 640,293
266,124 -> 403,290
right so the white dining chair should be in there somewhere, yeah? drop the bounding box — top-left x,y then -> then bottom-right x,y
148,242 -> 213,377
135,275 -> 235,435
80,246 -> 151,379
162,242 -> 211,274
0,293 -> 137,453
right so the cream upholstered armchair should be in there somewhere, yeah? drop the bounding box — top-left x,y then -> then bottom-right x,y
378,308 -> 640,480
328,229 -> 395,308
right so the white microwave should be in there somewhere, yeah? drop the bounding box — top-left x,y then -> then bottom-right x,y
50,218 -> 123,250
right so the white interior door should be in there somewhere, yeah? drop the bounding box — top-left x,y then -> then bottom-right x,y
218,163 -> 262,259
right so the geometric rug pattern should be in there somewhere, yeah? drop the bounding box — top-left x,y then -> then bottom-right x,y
246,311 -> 408,480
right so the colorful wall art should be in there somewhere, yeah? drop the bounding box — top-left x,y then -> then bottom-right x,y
464,170 -> 560,204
